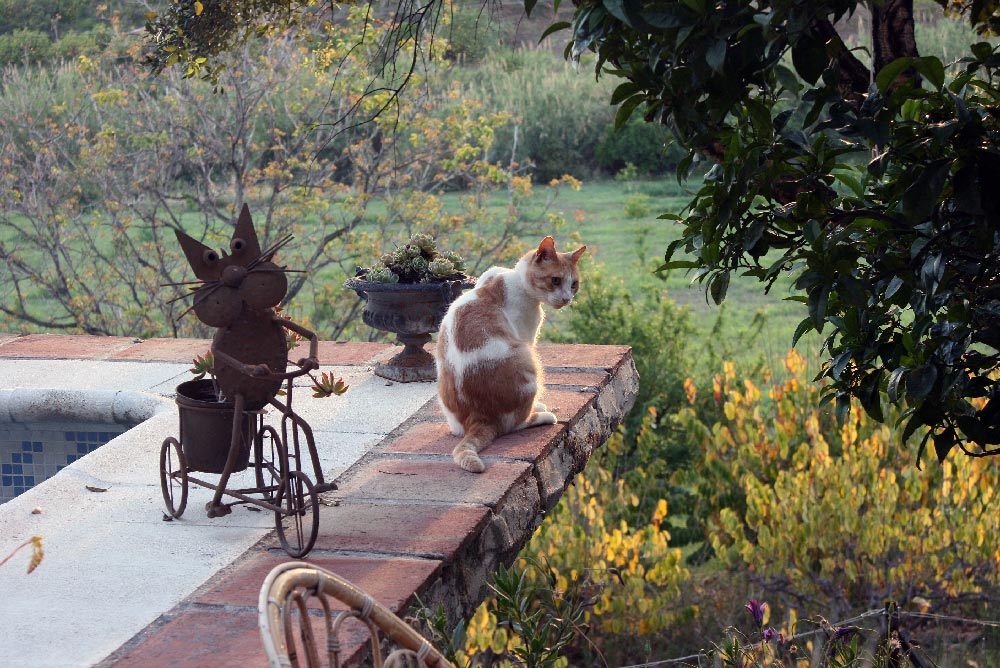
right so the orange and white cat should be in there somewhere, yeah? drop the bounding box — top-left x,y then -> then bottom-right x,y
436,237 -> 586,473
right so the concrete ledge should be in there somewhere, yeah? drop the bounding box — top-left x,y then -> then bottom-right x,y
0,388 -> 171,425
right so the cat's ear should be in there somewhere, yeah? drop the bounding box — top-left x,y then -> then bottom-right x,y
570,246 -> 587,264
175,229 -> 223,281
230,203 -> 262,261
534,236 -> 557,262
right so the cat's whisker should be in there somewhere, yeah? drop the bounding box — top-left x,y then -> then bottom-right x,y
251,234 -> 295,267
160,280 -> 205,287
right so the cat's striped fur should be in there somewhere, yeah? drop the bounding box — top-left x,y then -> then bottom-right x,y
436,237 -> 586,473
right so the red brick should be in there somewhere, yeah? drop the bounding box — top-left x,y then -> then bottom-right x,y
109,609 -> 367,668
0,333 -> 138,359
290,340 -> 393,365
335,458 -> 532,506
537,343 -> 630,370
195,552 -> 441,611
386,421 -> 564,463
110,337 -> 213,362
311,501 -> 491,558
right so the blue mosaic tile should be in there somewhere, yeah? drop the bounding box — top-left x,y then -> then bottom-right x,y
2,464 -> 10,475
11,464 -> 21,474
24,476 -> 34,486
88,432 -> 98,441
76,431 -> 87,440
2,476 -> 10,486
22,442 -> 33,451
88,444 -> 100,453
64,432 -> 75,441
66,455 -> 76,463
13,487 -> 23,496
22,453 -> 32,464
99,432 -> 109,441
11,452 -> 20,463
33,441 -> 42,452
12,476 -> 22,486
77,443 -> 88,454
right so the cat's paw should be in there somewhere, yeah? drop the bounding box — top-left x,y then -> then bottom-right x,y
533,401 -> 549,412
529,411 -> 558,427
455,450 -> 485,474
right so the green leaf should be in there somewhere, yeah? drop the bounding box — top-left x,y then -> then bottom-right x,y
706,39 -> 727,73
792,316 -> 814,346
614,94 -> 645,129
932,428 -> 956,462
709,271 -> 730,305
745,99 -> 772,137
538,21 -> 571,42
875,57 -> 913,92
912,56 -> 945,89
610,81 -> 642,106
887,367 -> 907,403
902,158 -> 952,222
906,364 -> 938,402
791,34 -> 826,85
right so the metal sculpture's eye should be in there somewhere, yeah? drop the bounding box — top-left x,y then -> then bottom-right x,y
202,250 -> 219,264
231,238 -> 246,253
551,277 -> 562,287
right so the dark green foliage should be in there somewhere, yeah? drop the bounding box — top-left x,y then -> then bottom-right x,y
533,0 -> 1000,460
595,117 -> 684,175
0,29 -> 53,65
0,0 -> 95,37
488,560 -> 587,668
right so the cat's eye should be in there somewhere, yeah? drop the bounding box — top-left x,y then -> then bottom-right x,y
551,277 -> 562,287
202,250 -> 219,264
571,280 -> 579,291
231,238 -> 246,252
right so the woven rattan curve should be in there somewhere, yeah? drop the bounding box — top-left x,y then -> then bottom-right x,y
258,561 -> 454,668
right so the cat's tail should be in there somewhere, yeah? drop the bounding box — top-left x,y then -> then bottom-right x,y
452,423 -> 498,474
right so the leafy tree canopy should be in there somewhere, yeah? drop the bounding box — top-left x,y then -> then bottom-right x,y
146,0 -> 1000,462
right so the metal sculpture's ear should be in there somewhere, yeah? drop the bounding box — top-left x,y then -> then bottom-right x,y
175,229 -> 222,281
570,246 -> 587,264
534,236 -> 557,262
231,203 -> 262,261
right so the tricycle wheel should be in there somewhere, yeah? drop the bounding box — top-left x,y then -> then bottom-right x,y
275,470 -> 319,558
254,425 -> 285,503
160,437 -> 188,518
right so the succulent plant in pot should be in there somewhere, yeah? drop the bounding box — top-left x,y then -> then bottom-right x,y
359,233 -> 469,285
346,233 -> 475,383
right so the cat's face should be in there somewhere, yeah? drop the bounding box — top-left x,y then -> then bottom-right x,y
525,236 -> 586,309
175,204 -> 288,327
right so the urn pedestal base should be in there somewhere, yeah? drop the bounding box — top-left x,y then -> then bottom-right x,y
373,334 -> 437,383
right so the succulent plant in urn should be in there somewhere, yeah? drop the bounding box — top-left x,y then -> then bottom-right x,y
346,234 -> 474,382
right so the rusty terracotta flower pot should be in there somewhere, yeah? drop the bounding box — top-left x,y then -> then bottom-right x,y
175,379 -> 252,473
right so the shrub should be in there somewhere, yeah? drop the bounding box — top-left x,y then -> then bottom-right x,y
0,29 -> 53,65
595,117 -> 685,175
678,350 -> 1000,623
456,47 -> 616,181
622,193 -> 651,219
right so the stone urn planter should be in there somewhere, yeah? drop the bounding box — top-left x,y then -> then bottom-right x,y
345,278 -> 473,382
174,379 -> 252,473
